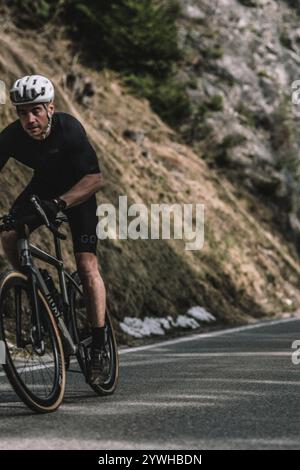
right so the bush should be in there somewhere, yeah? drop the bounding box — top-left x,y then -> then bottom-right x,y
124,74 -> 191,127
66,0 -> 182,77
66,0 -> 190,126
283,0 -> 300,13
207,95 -> 224,112
271,97 -> 300,183
7,0 -> 62,27
8,0 -> 182,78
202,45 -> 224,60
7,0 -> 189,127
237,0 -> 258,6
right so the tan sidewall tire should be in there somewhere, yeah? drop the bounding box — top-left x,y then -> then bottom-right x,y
91,309 -> 119,396
0,271 -> 66,413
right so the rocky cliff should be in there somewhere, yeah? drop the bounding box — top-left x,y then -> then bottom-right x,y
179,0 -> 300,245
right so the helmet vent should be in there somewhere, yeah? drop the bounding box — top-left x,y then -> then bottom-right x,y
10,75 -> 54,105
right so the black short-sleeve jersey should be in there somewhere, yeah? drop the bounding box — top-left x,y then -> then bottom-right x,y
0,112 -> 101,198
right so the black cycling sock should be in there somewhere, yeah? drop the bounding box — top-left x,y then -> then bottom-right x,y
92,327 -> 105,349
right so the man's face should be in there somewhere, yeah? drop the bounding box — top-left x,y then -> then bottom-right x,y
17,102 -> 54,139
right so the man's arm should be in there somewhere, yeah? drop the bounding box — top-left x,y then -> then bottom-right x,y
0,126 -> 14,173
59,173 -> 103,209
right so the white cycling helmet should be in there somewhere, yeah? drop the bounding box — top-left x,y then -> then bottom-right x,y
10,75 -> 54,106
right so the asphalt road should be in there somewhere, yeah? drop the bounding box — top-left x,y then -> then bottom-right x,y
1,317 -> 300,450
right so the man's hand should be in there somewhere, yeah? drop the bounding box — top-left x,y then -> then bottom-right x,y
8,202 -> 41,230
8,199 -> 60,231
39,200 -> 60,221
1,213 -> 18,232
9,203 -> 34,221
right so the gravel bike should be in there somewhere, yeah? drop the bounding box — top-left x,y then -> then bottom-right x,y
0,195 -> 119,413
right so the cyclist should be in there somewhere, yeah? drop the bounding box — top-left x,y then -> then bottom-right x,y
0,74 -> 109,385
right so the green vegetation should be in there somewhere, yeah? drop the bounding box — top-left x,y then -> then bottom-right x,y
282,0 -> 300,13
271,97 -> 300,184
279,30 -> 293,50
7,0 -> 190,128
237,0 -> 258,7
124,74 -> 191,127
257,70 -> 270,78
222,134 -> 247,148
209,133 -> 247,167
206,95 -> 224,112
7,0 -> 63,26
181,95 -> 223,143
66,1 -> 181,75
236,101 -> 256,127
202,45 -> 224,60
196,95 -> 224,119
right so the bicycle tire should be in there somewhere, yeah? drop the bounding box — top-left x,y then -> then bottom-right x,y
69,271 -> 119,396
0,271 -> 66,413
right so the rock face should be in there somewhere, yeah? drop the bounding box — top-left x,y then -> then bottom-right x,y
178,0 -> 300,244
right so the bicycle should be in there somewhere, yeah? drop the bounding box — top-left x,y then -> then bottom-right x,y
0,195 -> 119,413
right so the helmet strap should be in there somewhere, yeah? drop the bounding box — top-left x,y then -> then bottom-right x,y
41,103 -> 53,139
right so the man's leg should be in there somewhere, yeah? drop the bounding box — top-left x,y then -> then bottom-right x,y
75,252 -> 106,327
75,252 -> 109,384
1,180 -> 40,269
1,178 -> 44,270
67,197 -> 109,383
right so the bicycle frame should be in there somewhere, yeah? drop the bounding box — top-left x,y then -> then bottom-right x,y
16,224 -> 81,356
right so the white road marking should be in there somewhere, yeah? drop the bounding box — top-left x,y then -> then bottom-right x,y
1,316 -> 299,377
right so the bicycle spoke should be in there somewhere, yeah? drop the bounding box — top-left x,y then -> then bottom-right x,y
1,280 -> 62,402
37,356 -> 51,396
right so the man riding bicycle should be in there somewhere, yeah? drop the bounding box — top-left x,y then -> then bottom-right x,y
0,74 -> 108,385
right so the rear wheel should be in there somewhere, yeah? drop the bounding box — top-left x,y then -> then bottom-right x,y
69,271 -> 119,396
0,271 -> 66,413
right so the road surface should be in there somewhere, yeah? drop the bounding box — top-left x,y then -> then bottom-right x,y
0,317 -> 300,449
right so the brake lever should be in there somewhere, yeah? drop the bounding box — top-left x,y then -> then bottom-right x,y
30,195 -> 66,240
30,195 -> 51,227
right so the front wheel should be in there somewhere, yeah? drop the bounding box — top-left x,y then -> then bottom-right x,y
69,271 -> 119,396
0,271 -> 66,413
